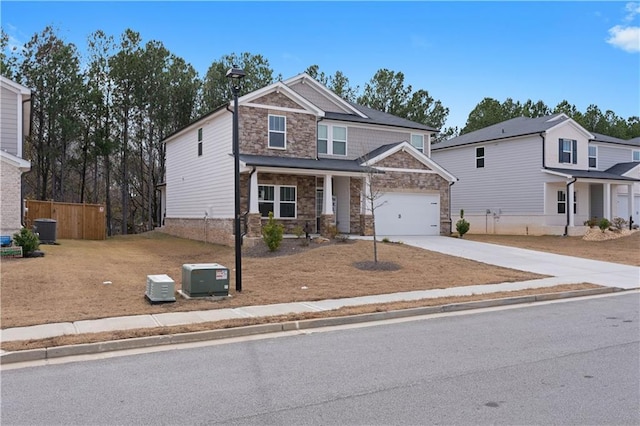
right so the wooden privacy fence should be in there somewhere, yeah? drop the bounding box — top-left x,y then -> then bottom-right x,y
25,200 -> 106,240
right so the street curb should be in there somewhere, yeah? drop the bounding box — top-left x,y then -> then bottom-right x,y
0,287 -> 622,365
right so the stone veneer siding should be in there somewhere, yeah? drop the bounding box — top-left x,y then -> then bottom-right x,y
240,173 -> 318,235
162,217 -> 235,247
373,151 -> 452,236
238,93 -> 317,158
0,162 -> 24,236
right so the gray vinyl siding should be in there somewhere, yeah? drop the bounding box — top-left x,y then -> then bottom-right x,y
340,125 -> 413,160
288,82 -> 352,114
433,136 -> 546,214
596,143 -> 635,170
1,86 -> 18,156
165,115 -> 234,218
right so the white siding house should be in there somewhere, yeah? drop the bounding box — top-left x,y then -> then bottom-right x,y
432,114 -> 640,235
0,77 -> 31,238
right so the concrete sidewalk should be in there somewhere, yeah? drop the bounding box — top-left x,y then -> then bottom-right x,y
2,236 -> 638,344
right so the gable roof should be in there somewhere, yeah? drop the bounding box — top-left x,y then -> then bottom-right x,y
283,73 -> 366,118
433,114 -> 572,149
360,140 -> 457,182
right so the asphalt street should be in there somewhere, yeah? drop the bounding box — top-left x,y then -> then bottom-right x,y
2,292 -> 639,425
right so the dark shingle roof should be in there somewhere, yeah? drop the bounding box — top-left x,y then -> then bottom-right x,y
546,167 -> 640,182
433,114 -> 570,150
324,102 -> 438,132
605,162 -> 640,175
356,142 -> 403,163
591,133 -> 640,147
239,154 -> 375,173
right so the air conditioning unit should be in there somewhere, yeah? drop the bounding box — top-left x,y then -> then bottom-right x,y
182,263 -> 229,297
145,274 -> 176,303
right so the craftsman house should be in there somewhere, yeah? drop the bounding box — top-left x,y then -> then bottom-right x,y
0,76 -> 31,238
160,73 -> 457,246
431,113 -> 640,236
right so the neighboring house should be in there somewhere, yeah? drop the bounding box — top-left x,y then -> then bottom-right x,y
432,113 -> 640,236
0,76 -> 31,238
160,73 -> 456,246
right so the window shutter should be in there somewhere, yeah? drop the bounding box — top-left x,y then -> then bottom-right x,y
558,140 -> 563,163
572,140 -> 577,164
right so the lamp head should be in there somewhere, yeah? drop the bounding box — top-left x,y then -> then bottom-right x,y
226,66 -> 246,80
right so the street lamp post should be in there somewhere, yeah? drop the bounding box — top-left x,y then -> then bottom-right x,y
226,65 -> 245,292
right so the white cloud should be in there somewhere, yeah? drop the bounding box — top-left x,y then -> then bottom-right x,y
606,3 -> 640,53
607,25 -> 640,53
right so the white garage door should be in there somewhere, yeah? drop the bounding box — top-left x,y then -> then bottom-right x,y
375,192 -> 440,236
616,194 -> 640,227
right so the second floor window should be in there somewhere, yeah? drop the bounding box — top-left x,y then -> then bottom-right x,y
411,134 -> 424,153
633,150 -> 640,162
197,128 -> 203,156
559,138 -> 577,164
317,124 -> 347,156
268,115 -> 286,149
476,147 -> 485,168
588,146 -> 597,168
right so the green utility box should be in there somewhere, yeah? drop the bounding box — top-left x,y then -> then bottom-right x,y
182,263 -> 229,297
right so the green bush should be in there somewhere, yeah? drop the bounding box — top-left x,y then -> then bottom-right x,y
261,212 -> 284,252
583,217 -> 598,228
456,209 -> 470,238
13,227 -> 40,256
598,218 -> 611,233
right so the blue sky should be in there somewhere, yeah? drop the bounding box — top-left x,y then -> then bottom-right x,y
2,1 -> 639,130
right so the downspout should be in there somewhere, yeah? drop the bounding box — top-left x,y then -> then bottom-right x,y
539,132 -> 546,169
563,177 -> 577,236
449,180 -> 455,235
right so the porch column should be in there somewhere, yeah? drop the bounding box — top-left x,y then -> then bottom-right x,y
249,171 -> 259,214
323,174 -> 333,215
568,181 -> 575,227
603,183 -> 611,220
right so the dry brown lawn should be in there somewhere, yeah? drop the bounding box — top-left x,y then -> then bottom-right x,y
0,231 -> 549,329
465,231 -> 640,266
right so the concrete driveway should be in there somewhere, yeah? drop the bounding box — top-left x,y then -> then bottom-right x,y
382,236 -> 639,290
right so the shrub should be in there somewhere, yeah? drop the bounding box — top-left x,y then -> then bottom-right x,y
381,237 -> 390,243
261,212 -> 284,252
12,227 -> 40,256
611,217 -> 628,231
583,217 -> 598,228
598,218 -> 611,233
326,225 -> 339,239
292,225 -> 304,239
456,209 -> 470,238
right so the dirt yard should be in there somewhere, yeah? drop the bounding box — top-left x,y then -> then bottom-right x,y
0,231 -> 551,329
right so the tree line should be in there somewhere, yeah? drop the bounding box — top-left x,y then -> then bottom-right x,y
2,26 -> 638,235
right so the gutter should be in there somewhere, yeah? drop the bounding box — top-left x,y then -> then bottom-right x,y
563,177 -> 577,237
539,132 -> 546,169
449,180 -> 455,235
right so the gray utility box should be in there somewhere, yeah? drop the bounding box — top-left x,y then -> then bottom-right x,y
146,274 -> 176,303
182,263 -> 229,297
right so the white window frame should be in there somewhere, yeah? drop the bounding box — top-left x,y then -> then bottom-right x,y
317,124 -> 347,156
410,134 -> 424,153
633,150 -> 640,162
268,115 -> 286,149
588,145 -> 597,168
559,138 -> 576,164
258,184 -> 297,219
476,146 -> 485,168
317,124 -> 328,154
557,190 -> 577,214
197,127 -> 203,157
